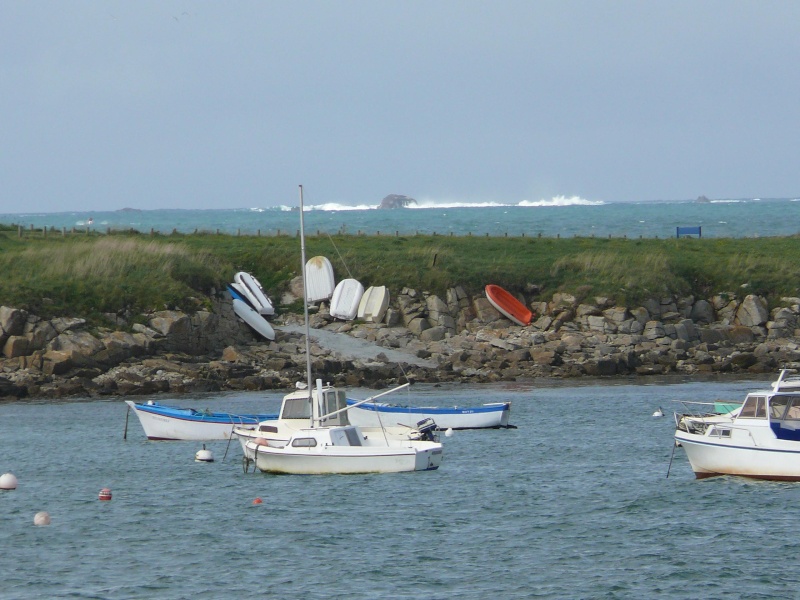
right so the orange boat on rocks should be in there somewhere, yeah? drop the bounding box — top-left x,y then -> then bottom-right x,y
485,284 -> 533,326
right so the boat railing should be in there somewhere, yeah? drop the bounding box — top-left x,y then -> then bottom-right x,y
673,399 -> 743,434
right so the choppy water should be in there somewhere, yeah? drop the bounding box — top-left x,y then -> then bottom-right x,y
1,376 -> 797,599
3,197 -> 800,238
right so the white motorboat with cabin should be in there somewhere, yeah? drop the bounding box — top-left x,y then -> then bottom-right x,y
674,370 -> 800,480
232,185 -> 444,475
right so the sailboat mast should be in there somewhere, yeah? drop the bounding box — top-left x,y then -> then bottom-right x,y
298,185 -> 315,428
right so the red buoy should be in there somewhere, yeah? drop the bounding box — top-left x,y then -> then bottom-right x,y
253,497 -> 263,505
99,488 -> 112,501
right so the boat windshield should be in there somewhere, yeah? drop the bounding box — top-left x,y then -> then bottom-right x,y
777,396 -> 800,420
739,395 -> 767,419
282,397 -> 311,419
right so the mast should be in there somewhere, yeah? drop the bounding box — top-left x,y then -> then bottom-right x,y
298,185 -> 316,428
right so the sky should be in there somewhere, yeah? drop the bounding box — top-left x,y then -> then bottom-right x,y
2,1 -> 799,212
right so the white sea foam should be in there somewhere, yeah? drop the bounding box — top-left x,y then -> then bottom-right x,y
518,195 -> 604,207
276,203 -> 376,212
272,195 -> 603,211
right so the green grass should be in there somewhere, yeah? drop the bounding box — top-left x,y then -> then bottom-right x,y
2,228 -> 800,322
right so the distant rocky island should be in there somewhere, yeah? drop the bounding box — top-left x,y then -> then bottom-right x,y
379,194 -> 417,209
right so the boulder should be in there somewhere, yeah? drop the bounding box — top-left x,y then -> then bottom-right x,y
735,295 -> 768,327
3,336 -> 30,359
378,194 -> 417,209
0,307 -> 28,337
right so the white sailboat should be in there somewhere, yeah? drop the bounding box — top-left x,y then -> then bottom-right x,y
233,185 -> 444,475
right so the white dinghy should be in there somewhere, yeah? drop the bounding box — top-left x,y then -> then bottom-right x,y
304,256 -> 335,303
329,278 -> 364,321
234,272 -> 275,316
357,285 -> 389,323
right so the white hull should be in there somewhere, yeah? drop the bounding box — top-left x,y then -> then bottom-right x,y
232,298 -> 275,340
126,401 -> 257,441
244,439 -> 442,474
234,272 -> 274,315
675,428 -> 800,480
357,286 -> 389,323
329,278 -> 364,321
346,402 -> 511,430
305,256 -> 335,303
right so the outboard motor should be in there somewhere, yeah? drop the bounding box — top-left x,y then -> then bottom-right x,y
412,417 -> 439,442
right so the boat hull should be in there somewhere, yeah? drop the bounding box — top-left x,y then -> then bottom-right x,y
346,401 -> 512,430
329,278 -> 364,321
305,256 -> 335,303
675,429 -> 800,481
485,284 -> 532,326
232,298 -> 275,340
357,285 -> 389,323
245,441 -> 443,474
126,401 -> 276,441
234,272 -> 274,315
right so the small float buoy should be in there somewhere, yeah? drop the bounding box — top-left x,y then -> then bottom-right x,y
0,473 -> 19,490
254,437 -> 268,447
444,428 -> 454,438
653,407 -> 664,417
195,444 -> 214,462
98,488 -> 112,501
34,511 -> 51,526
253,497 -> 263,505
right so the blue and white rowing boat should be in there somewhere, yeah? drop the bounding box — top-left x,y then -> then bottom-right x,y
125,400 -> 278,441
345,399 -> 512,430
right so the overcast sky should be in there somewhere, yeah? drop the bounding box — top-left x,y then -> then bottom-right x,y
2,1 -> 799,212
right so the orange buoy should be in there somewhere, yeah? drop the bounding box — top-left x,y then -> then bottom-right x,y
253,497 -> 263,505
98,488 -> 112,501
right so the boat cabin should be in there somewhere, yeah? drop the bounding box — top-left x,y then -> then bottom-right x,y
287,426 -> 365,448
278,383 -> 350,427
734,390 -> 800,441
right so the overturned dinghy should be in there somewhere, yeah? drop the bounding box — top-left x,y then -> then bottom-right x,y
357,285 -> 389,323
329,278 -> 364,321
305,256 -> 335,303
234,272 -> 274,315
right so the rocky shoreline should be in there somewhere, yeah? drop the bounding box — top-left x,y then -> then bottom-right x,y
1,286 -> 799,401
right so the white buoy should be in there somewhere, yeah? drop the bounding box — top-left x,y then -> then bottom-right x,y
195,445 -> 214,462
653,407 -> 664,417
444,428 -> 454,438
0,473 -> 18,490
34,511 -> 51,526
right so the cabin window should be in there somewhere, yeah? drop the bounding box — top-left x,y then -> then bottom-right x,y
282,398 -> 311,419
739,396 -> 767,419
291,437 -> 317,448
770,396 -> 791,420
784,397 -> 800,420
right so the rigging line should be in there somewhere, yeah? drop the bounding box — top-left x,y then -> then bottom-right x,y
326,232 -> 354,279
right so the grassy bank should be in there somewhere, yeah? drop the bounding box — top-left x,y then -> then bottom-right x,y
1,226 -> 800,323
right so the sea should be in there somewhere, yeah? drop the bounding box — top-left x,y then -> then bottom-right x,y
2,195 -> 800,239
2,375 -> 799,599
